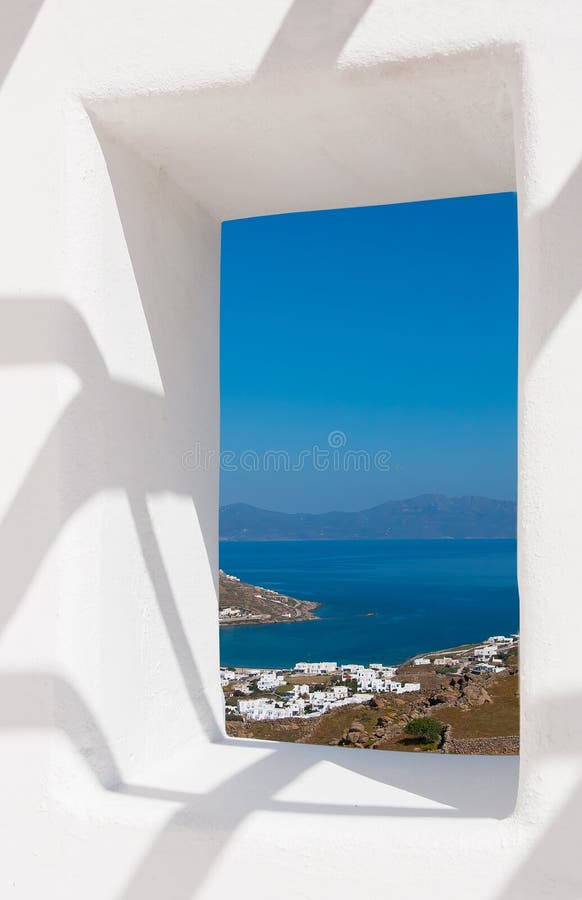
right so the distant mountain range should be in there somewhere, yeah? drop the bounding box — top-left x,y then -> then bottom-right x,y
219,495 -> 517,541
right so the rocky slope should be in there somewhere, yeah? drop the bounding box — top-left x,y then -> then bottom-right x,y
226,667 -> 519,754
219,570 -> 320,625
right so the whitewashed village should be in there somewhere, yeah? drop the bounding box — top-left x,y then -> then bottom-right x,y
222,633 -> 518,723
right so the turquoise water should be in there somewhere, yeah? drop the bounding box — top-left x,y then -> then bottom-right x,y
219,540 -> 519,669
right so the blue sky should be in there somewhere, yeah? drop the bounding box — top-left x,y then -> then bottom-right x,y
220,193 -> 518,513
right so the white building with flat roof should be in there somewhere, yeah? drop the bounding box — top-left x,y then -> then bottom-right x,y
475,646 -> 498,660
473,664 -> 506,675
396,682 -> 421,694
292,684 -> 310,698
256,671 -> 286,691
381,667 -> 398,678
237,698 -> 291,721
294,661 -> 338,675
220,606 -> 242,618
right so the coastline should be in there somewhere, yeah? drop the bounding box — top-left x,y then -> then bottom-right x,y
220,536 -> 517,542
219,539 -> 519,669
222,634 -> 519,755
219,613 -> 320,629
219,568 -> 320,627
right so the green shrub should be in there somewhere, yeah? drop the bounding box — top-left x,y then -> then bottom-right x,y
405,717 -> 443,744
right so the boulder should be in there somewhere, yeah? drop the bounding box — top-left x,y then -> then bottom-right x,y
348,721 -> 366,733
459,682 -> 491,708
428,689 -> 456,706
339,721 -> 371,747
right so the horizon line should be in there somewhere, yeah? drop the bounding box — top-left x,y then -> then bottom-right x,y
219,492 -> 518,517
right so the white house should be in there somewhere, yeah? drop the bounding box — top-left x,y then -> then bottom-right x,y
473,664 -> 506,675
257,707 -> 292,721
354,668 -> 394,692
292,684 -> 310,698
237,698 -> 268,716
309,692 -> 333,714
414,657 -> 432,666
341,665 -> 365,680
238,698 -> 294,721
355,671 -> 421,694
294,661 -> 338,675
381,667 -> 398,678
256,671 -> 286,691
353,667 -> 376,688
396,682 -> 422,694
475,646 -> 498,660
434,657 -> 456,667
365,664 -> 398,677
220,571 -> 241,583
220,606 -> 242,618
310,690 -> 329,703
372,679 -> 394,693
310,687 -> 351,707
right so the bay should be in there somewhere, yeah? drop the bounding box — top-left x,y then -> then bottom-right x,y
219,539 -> 519,669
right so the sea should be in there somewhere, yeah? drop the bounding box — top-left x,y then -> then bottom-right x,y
218,539 -> 519,669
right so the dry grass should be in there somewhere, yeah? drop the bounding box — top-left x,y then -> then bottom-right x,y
376,735 -> 440,752
436,673 -> 519,738
224,665 -> 520,752
226,719 -> 306,743
225,699 -> 403,748
305,704 -> 397,746
286,674 -> 335,685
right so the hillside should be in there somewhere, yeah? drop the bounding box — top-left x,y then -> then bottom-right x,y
223,639 -> 519,754
220,494 -> 517,541
226,673 -> 519,754
219,570 -> 320,625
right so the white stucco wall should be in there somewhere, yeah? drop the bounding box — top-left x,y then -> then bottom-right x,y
1,1 -> 582,897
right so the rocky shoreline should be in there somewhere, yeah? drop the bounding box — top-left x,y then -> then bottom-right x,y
219,570 -> 320,626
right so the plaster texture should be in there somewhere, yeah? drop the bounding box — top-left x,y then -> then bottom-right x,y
1,1 -> 582,898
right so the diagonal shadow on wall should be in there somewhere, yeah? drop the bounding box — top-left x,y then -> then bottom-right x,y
257,0 -> 373,77
0,0 -> 44,87
0,295 -> 221,743
0,191 -> 514,900
0,666 -> 518,900
3,0 -> 581,896
521,159 -> 582,362
494,694 -> 582,899
96,84 -> 582,900
91,6 -> 521,900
